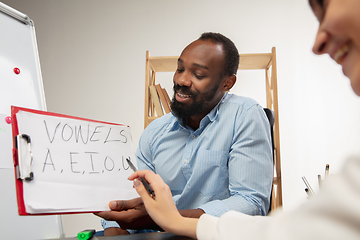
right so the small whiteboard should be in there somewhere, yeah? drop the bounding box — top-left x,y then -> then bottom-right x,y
12,106 -> 138,215
0,2 -> 60,239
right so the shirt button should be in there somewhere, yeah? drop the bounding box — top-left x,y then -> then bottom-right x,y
191,135 -> 195,139
184,159 -> 188,164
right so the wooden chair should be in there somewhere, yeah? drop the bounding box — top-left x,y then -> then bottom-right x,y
144,48 -> 282,211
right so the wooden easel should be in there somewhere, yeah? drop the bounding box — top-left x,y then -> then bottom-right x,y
144,48 -> 282,211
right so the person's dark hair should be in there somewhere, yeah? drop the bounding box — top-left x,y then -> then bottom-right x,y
309,0 -> 324,8
198,32 -> 239,77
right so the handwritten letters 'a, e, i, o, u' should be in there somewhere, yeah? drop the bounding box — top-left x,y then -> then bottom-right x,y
14,109 -> 139,214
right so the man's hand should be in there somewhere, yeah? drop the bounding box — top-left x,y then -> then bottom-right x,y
104,227 -> 129,236
95,197 -> 161,230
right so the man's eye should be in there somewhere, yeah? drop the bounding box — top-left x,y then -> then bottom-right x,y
194,74 -> 205,79
177,69 -> 184,73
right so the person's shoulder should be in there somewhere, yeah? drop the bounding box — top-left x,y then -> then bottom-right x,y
223,93 -> 261,110
143,113 -> 176,134
139,113 -> 177,145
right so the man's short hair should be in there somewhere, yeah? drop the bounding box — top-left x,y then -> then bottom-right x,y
198,32 -> 239,77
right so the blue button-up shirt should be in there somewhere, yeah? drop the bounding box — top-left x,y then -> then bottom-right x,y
102,93 -> 273,230
138,93 -> 273,216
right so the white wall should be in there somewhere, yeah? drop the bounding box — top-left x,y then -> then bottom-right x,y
3,0 -> 360,237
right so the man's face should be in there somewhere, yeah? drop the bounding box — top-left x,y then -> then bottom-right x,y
310,0 -> 360,96
171,39 -> 227,120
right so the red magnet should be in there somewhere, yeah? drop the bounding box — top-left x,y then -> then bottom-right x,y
14,67 -> 20,75
5,116 -> 11,124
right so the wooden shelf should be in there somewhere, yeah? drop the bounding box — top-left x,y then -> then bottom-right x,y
239,53 -> 273,70
148,53 -> 273,73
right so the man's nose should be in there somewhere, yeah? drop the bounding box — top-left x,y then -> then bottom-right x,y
175,72 -> 192,87
312,30 -> 329,55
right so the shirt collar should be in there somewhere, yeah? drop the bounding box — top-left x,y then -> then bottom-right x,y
200,92 -> 228,125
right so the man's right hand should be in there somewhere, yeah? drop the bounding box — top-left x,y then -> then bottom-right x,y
95,197 -> 161,230
104,227 -> 129,236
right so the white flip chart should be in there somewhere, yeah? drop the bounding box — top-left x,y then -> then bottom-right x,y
13,106 -> 138,215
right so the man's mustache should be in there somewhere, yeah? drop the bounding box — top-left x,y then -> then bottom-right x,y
173,84 -> 193,96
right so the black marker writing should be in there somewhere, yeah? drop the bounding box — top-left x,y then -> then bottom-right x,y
43,148 -> 56,172
42,151 -> 131,174
104,156 -> 115,171
89,126 -> 103,142
70,152 -> 81,173
44,121 -> 61,143
85,152 -> 100,173
43,120 -> 128,145
122,156 -> 130,170
74,123 -> 90,144
62,124 -> 73,141
104,128 -> 128,143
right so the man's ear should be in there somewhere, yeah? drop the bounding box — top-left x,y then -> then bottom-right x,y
223,74 -> 236,91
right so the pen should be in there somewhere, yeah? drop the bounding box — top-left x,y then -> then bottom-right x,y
126,158 -> 155,197
325,164 -> 330,178
301,176 -> 314,195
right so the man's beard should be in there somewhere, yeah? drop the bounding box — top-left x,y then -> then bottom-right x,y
170,82 -> 220,120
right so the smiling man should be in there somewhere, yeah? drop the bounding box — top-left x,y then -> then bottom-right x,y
96,32 -> 273,235
170,37 -> 234,129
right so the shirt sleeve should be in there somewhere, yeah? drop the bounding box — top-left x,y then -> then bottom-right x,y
199,104 -> 273,216
136,125 -> 155,171
197,210 -> 272,240
196,214 -> 219,239
101,219 -> 120,229
197,156 -> 360,240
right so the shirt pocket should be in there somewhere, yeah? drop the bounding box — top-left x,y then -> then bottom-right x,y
193,150 -> 229,196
